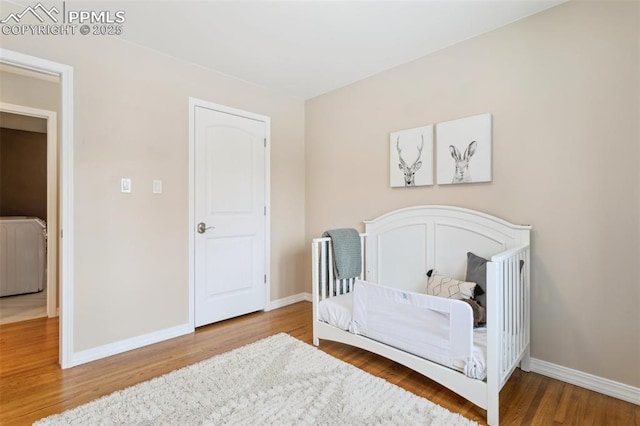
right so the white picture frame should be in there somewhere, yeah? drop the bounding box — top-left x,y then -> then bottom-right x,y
390,125 -> 433,187
436,113 -> 492,185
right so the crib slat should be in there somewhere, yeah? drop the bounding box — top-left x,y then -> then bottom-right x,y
503,262 -> 509,376
516,259 -> 520,365
509,258 -> 515,367
328,242 -> 334,296
513,257 -> 518,366
360,236 -> 365,280
522,252 -> 531,345
509,257 -> 520,364
517,253 -> 523,353
503,261 -> 508,374
518,253 -> 529,349
516,256 -> 521,360
508,261 -> 512,377
320,242 -> 327,300
512,258 -> 516,361
506,262 -> 510,378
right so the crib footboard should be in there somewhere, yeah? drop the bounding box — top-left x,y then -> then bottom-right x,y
486,244 -> 531,425
312,235 -> 366,345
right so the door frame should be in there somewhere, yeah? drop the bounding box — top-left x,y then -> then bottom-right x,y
188,98 -> 271,328
0,49 -> 75,368
0,102 -> 58,319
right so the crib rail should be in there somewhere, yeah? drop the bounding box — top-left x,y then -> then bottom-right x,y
488,244 -> 531,388
312,235 -> 366,305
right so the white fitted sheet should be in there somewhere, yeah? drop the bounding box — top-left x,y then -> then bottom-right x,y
318,292 -> 354,332
318,291 -> 487,380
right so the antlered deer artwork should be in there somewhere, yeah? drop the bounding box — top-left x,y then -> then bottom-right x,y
436,113 -> 492,185
396,136 -> 424,186
390,125 -> 433,187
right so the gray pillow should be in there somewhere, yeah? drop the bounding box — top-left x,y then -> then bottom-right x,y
466,252 -> 487,306
466,253 -> 526,307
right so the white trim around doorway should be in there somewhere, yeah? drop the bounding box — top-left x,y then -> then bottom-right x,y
0,49 -> 75,369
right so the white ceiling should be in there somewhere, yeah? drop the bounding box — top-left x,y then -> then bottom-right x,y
106,1 -> 562,99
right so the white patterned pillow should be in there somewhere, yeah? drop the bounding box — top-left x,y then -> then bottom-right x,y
426,270 -> 476,300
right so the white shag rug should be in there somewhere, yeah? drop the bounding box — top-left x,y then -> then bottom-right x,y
36,333 -> 477,425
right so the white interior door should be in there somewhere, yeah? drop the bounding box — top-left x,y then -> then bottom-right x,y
194,105 -> 267,327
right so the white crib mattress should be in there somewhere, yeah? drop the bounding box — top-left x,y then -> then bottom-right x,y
318,292 -> 487,380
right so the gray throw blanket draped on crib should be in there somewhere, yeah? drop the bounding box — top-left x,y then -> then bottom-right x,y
322,228 -> 362,280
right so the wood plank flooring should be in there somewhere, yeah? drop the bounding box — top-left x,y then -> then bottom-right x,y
0,302 -> 638,425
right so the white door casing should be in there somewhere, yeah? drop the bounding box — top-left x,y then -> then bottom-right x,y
192,100 -> 270,327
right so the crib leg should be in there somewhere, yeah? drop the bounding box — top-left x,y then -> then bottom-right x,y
312,323 -> 320,346
520,344 -> 531,372
487,400 -> 499,426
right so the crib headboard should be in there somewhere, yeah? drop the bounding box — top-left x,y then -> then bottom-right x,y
364,205 -> 530,293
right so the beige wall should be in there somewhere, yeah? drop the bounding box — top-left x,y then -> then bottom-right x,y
0,4 -> 306,351
306,1 -> 639,387
0,69 -> 59,111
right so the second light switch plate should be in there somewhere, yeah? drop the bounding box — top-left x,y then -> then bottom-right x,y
121,178 -> 132,193
153,179 -> 162,194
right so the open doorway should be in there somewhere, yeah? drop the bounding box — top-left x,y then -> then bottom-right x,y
0,65 -> 59,324
0,49 -> 73,368
0,108 -> 57,324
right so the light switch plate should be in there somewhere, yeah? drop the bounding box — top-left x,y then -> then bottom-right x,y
121,178 -> 132,193
152,179 -> 162,194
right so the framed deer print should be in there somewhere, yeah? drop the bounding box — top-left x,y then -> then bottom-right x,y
390,125 -> 433,187
436,113 -> 492,185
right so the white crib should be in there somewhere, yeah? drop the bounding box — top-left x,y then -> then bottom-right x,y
312,205 -> 531,426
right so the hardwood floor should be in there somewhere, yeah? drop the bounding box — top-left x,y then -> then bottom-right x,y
0,302 -> 637,425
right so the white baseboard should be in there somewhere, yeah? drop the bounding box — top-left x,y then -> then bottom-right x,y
55,301 -> 640,407
268,292 -> 312,310
71,323 -> 194,367
530,358 -> 640,405
69,294 -> 314,366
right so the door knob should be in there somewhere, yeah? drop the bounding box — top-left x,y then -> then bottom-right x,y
197,222 -> 215,234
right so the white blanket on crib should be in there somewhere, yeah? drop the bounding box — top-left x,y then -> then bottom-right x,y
318,280 -> 487,380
